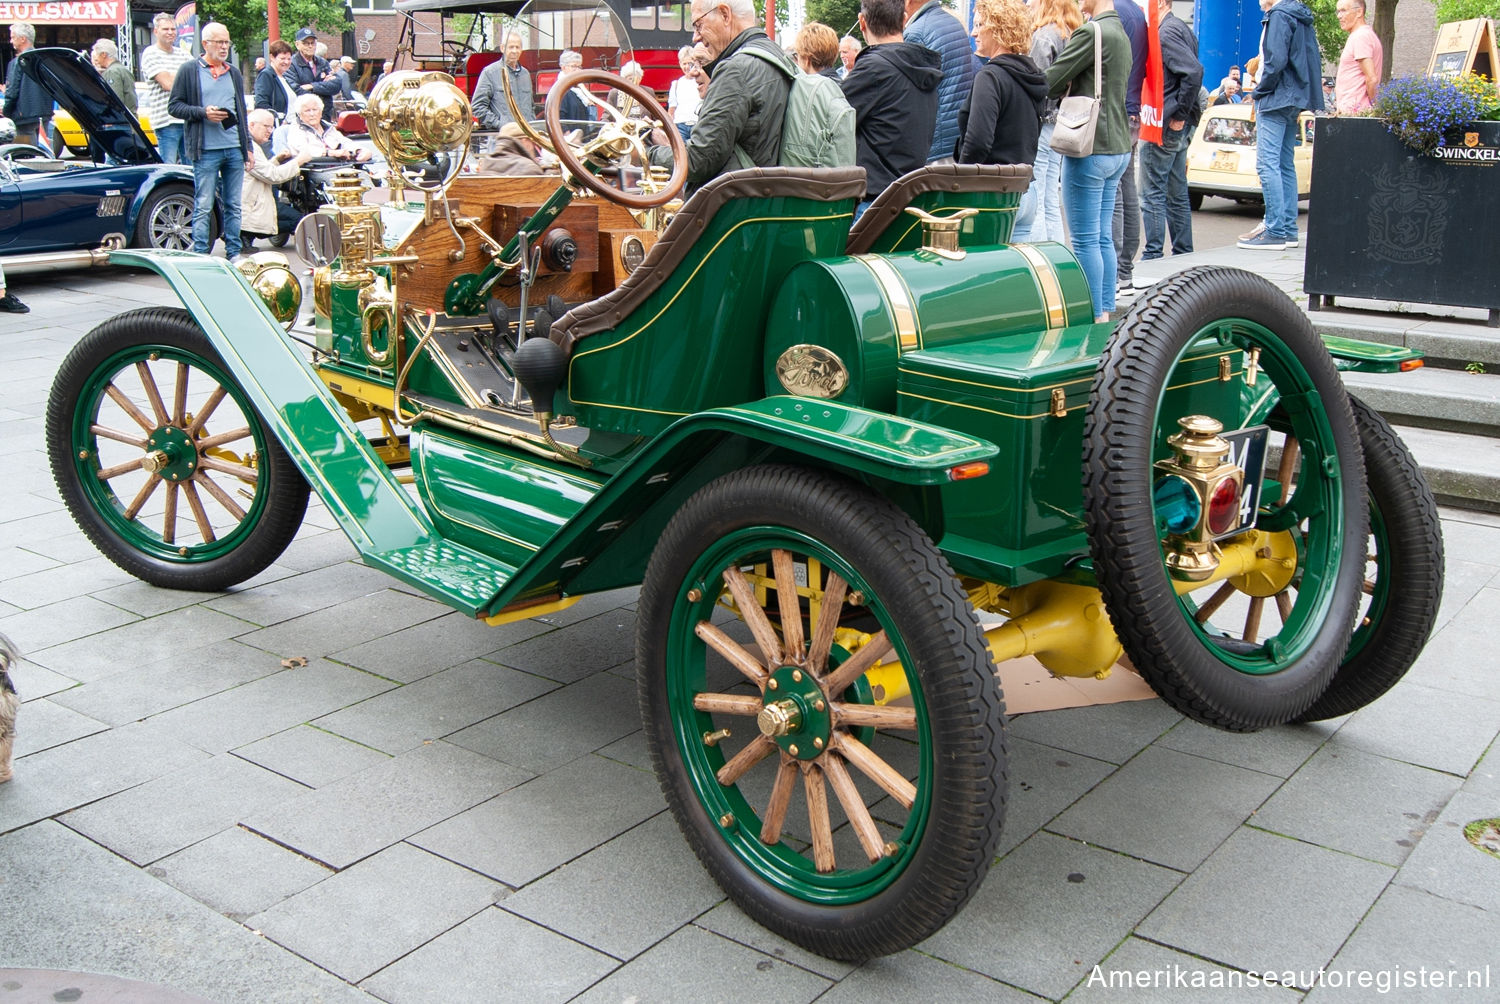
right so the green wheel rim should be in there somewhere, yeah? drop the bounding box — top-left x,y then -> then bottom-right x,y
1345,499 -> 1389,662
664,526 -> 933,905
1159,320 -> 1347,677
70,343 -> 273,564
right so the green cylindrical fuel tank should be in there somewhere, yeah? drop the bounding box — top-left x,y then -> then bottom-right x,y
763,242 -> 1096,410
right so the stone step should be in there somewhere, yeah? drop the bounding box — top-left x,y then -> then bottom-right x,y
1386,424 -> 1500,513
1343,366 -> 1500,437
1313,309 -> 1500,370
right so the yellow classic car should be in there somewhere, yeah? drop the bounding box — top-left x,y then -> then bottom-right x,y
1185,102 -> 1316,210
54,83 -> 157,156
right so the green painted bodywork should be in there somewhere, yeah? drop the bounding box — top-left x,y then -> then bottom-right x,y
858,190 -> 1022,253
1321,335 -> 1423,372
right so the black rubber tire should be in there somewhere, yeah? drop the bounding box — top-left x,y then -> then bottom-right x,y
134,186 -> 198,251
1294,396 -> 1443,721
1082,265 -> 1368,731
638,465 -> 1007,960
46,307 -> 309,591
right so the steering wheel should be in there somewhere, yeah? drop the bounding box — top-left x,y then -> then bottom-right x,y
442,39 -> 476,74
545,69 -> 686,210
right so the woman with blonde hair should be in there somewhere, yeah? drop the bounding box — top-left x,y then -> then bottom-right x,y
956,0 -> 1047,175
1011,0 -> 1084,243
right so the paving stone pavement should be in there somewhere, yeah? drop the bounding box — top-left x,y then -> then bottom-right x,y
3,266 -> 1499,1002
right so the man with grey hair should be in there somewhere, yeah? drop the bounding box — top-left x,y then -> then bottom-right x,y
141,12 -> 191,162
648,0 -> 793,191
91,39 -> 138,113
838,35 -> 862,78
473,32 -> 534,129
336,55 -> 356,101
168,21 -> 250,260
4,23 -> 53,149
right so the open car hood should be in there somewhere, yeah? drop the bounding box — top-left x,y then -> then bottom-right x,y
18,48 -> 161,165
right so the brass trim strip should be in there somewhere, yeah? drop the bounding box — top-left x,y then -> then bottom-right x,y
1012,242 -> 1067,330
853,254 -> 921,352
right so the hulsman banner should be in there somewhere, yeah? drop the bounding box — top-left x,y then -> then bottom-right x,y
0,1 -> 127,24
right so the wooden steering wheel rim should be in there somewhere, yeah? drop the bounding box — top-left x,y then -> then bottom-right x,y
544,68 -> 688,210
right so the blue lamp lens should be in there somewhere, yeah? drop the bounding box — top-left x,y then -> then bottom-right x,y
1153,475 -> 1201,535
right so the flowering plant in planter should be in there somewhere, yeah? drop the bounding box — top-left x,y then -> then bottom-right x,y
1373,73 -> 1500,154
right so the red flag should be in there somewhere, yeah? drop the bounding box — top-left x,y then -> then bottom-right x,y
1140,0 -> 1165,145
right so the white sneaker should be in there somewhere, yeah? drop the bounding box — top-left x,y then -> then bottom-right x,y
1241,221 -> 1299,248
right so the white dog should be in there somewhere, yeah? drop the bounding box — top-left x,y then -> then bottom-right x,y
0,632 -> 18,783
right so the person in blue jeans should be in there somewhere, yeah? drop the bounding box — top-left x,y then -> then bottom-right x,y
167,22 -> 250,259
1045,0 -> 1131,320
1138,0 -> 1202,260
1241,0 -> 1323,250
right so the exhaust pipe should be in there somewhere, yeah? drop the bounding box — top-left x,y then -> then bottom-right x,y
3,234 -> 125,276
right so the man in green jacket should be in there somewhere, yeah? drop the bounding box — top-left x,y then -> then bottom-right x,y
91,39 -> 137,113
650,0 -> 792,193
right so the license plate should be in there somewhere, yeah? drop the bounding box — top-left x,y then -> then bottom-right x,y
1211,150 -> 1239,172
1220,424 -> 1270,537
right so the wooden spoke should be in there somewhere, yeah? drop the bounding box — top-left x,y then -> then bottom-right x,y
172,362 -> 189,425
90,423 -> 148,448
135,361 -> 170,426
1363,578 -> 1377,595
834,732 -> 917,809
104,382 -> 158,433
1274,590 -> 1294,622
196,455 -> 259,483
716,734 -> 775,786
185,386 -> 227,436
95,456 -> 146,481
805,571 -> 848,676
831,702 -> 918,731
823,630 -> 894,698
181,480 -> 217,543
193,426 -> 252,451
194,472 -> 247,521
694,621 -> 769,688
121,473 -> 162,520
772,549 -> 804,662
760,756 -> 798,845
823,752 -> 885,863
1243,595 -> 1265,644
722,566 -> 783,667
162,481 -> 179,545
802,762 -> 836,873
1275,436 -> 1300,504
692,692 -> 763,716
1193,582 -> 1237,624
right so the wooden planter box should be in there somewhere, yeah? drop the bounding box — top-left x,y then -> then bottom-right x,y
1304,117 -> 1500,326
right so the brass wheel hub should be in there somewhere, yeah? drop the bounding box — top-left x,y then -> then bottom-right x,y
761,665 -> 832,761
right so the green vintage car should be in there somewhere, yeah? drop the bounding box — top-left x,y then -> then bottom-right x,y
45,55 -> 1442,960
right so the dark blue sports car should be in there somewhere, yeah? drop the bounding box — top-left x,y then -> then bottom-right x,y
1,48 -> 198,262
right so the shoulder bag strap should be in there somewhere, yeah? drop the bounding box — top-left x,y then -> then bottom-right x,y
1092,22 -> 1102,100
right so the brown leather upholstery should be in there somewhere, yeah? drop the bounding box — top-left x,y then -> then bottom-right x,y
844,163 -> 1032,256
552,166 -> 867,353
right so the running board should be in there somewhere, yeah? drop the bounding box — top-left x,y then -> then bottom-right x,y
364,540 -> 517,617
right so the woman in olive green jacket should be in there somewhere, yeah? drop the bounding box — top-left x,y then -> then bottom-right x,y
1044,0 -> 1131,320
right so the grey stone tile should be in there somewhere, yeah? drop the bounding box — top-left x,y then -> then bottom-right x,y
814,951 -> 1032,1003
0,821 -> 375,1003
236,589 -> 449,660
249,842 -> 506,982
30,606 -> 258,684
0,595 -> 138,652
48,638 -> 287,727
12,531 -> 111,565
1464,741 -> 1500,799
62,754 -> 307,865
502,813 -> 722,961
411,754 -> 662,886
594,729 -> 652,771
328,611 -> 549,684
1405,587 -> 1500,702
2,655 -> 75,700
146,658 -> 395,754
1006,700 -> 1182,764
359,906 -> 615,1003
1432,556 -> 1500,635
1252,745 -> 1460,866
1334,681 -> 1500,776
570,925 -> 831,1004
273,528 -> 360,572
1137,827 -> 1392,980
11,697 -> 108,756
150,825 -> 333,921
694,902 -> 859,981
0,489 -> 60,524
1068,937 -> 1302,1001
315,658 -> 557,754
233,725 -> 391,788
1310,885 -> 1500,1002
1155,717 -> 1335,778
445,670 -> 640,773
0,555 -> 137,611
0,545 -> 60,581
0,722 -> 208,832
996,736 -> 1116,857
201,560 -> 391,626
1050,746 -> 1281,871
918,832 -> 1182,999
246,741 -> 531,868
1394,790 -> 1500,912
92,562 -> 298,617
488,606 -> 637,683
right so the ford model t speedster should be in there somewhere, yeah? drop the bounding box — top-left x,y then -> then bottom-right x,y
45,28 -> 1442,959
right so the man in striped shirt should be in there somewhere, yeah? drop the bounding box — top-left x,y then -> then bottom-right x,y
140,12 -> 191,163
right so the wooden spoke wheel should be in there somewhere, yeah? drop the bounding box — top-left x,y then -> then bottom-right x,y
46,307 -> 308,591
638,466 -> 1006,960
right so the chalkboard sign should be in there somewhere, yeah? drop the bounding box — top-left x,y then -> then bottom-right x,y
1427,18 -> 1499,82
